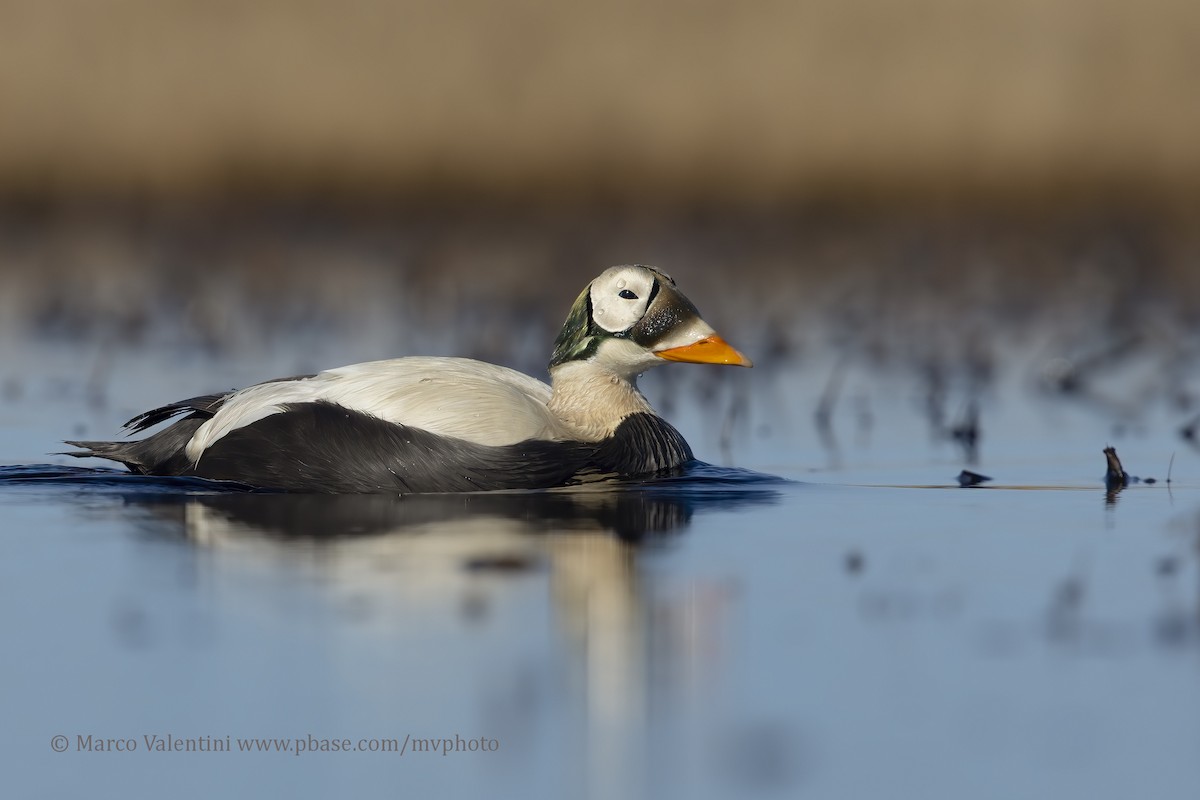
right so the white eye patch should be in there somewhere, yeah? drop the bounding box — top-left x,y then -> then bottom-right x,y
589,266 -> 656,333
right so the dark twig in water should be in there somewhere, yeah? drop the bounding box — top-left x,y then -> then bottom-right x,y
1103,446 -> 1129,492
956,470 -> 992,488
1103,446 -> 1158,494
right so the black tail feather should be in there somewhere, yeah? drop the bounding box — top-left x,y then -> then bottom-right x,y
122,393 -> 230,433
63,417 -> 207,475
119,374 -> 316,434
62,439 -> 149,473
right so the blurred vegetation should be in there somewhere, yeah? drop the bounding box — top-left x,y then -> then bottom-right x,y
2,206 -> 1197,366
0,0 -> 1196,207
0,0 -> 1198,372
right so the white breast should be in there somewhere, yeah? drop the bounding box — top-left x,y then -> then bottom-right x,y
184,357 -> 564,462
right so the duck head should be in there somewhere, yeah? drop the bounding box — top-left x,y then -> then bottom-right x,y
549,265 -> 752,378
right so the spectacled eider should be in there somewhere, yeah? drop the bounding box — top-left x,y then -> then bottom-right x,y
65,265 -> 752,492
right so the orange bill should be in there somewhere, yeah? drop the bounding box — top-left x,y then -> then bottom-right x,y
655,334 -> 753,367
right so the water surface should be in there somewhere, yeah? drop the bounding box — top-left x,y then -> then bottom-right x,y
4,265 -> 1200,798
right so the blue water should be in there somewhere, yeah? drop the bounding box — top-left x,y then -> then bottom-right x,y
4,326 -> 1200,800
4,454 -> 1200,799
0,462 -> 787,539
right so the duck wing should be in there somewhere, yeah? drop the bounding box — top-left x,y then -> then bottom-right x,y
184,357 -> 563,462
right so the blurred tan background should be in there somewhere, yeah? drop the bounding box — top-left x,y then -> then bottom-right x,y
1,0 -> 1197,208
1,0 -> 1199,370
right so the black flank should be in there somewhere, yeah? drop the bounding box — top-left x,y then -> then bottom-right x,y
66,403 -> 694,493
185,402 -> 594,493
591,412 -> 694,477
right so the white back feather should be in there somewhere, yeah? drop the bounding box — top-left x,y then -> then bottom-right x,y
185,357 -> 562,462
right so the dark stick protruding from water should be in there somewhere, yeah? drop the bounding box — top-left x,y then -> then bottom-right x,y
956,469 -> 992,488
1104,446 -> 1130,491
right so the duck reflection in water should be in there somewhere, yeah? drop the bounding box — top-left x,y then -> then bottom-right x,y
114,472 -> 782,798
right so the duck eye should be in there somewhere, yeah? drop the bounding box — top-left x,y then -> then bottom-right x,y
619,289 -> 638,300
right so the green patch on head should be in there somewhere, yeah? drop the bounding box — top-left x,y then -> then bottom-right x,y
549,285 -> 602,368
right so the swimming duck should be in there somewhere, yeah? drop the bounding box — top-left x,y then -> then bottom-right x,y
66,265 -> 751,492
